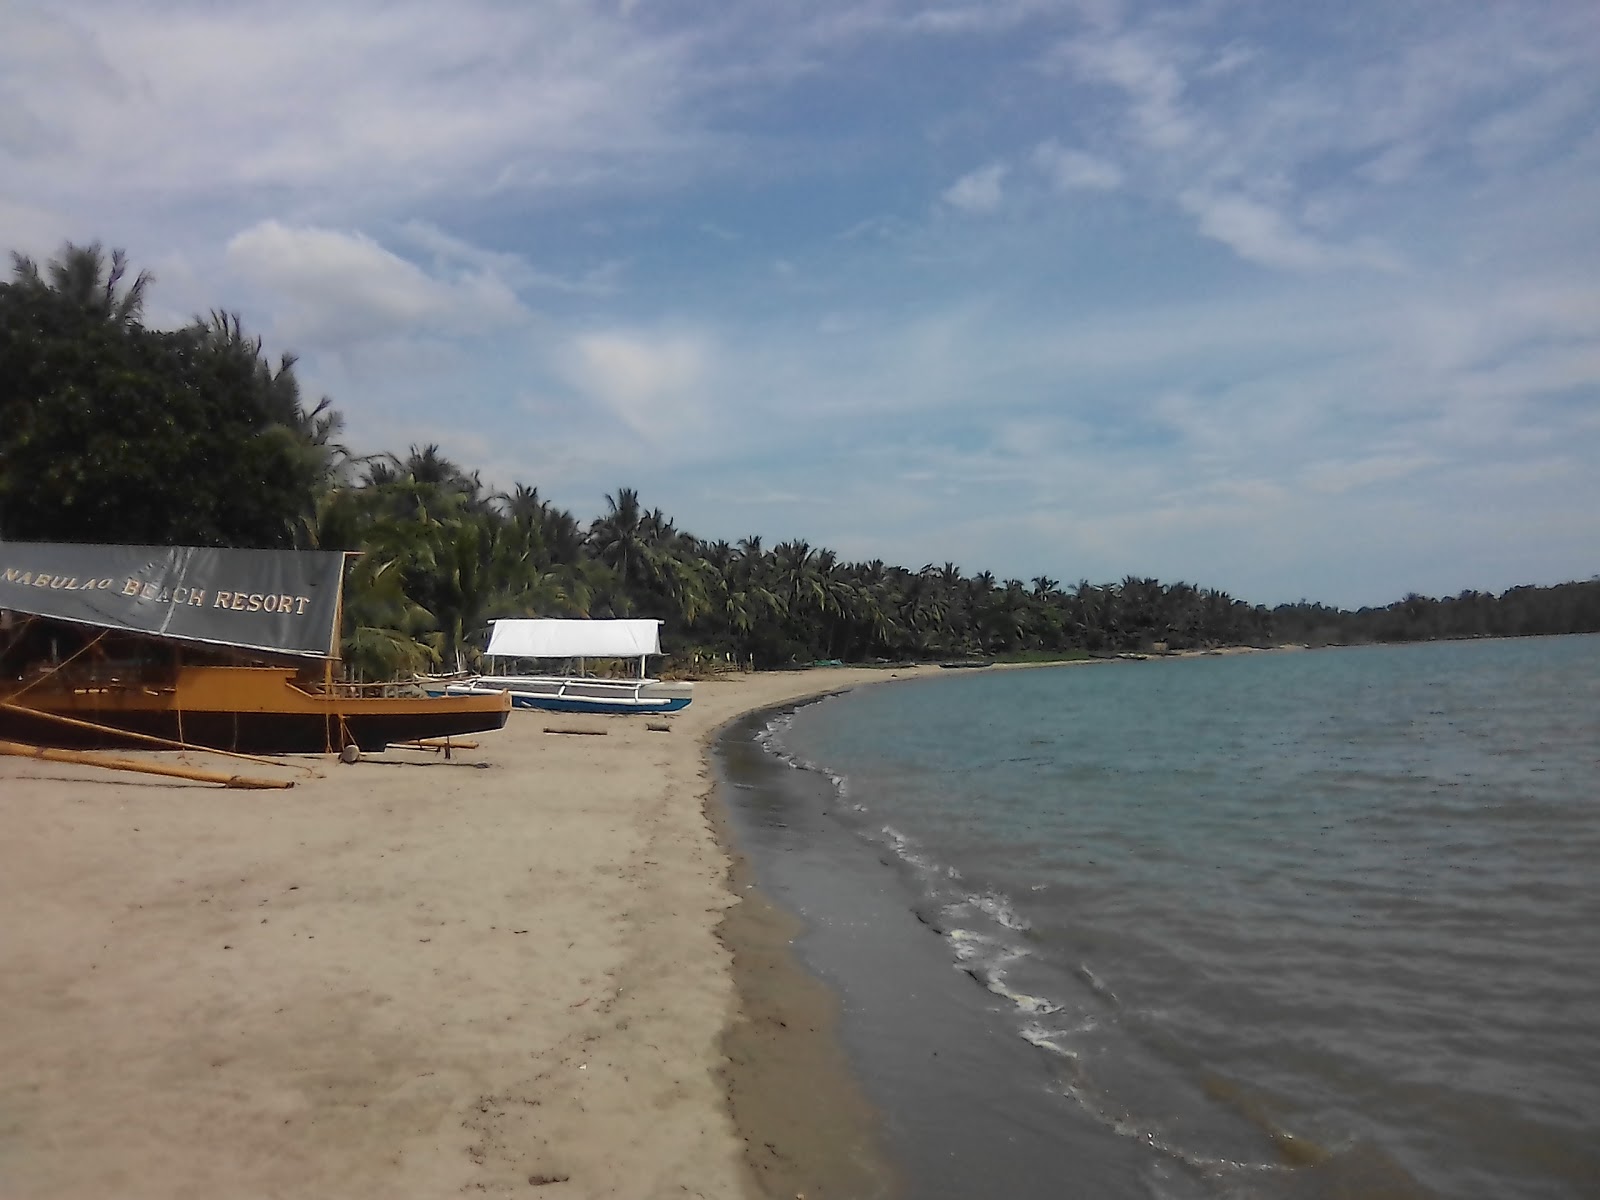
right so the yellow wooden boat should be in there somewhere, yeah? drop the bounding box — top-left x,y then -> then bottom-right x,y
0,541 -> 510,754
2,662 -> 509,754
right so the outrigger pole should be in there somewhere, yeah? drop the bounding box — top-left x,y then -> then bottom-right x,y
0,701 -> 315,777
0,739 -> 293,789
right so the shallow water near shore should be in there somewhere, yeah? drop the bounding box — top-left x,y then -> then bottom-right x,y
720,637 -> 1600,1199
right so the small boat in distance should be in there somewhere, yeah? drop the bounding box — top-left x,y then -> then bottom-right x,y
437,618 -> 694,715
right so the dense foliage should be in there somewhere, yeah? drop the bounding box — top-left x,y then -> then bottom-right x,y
3,243 -> 1595,677
0,246 -> 341,548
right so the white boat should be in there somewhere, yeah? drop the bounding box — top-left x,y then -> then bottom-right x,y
444,674 -> 692,713
435,618 -> 693,715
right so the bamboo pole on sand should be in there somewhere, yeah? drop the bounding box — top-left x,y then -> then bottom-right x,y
0,739 -> 293,789
0,701 -> 317,777
390,737 -> 480,758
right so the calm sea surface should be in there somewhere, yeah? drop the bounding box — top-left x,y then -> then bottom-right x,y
758,637 -> 1600,1199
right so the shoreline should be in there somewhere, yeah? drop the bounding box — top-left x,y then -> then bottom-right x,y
0,664 -> 938,1199
707,768 -> 898,1199
706,693 -> 904,1200
708,670 -> 1160,1200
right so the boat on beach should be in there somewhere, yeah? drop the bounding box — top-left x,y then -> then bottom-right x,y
435,618 -> 694,715
3,661 -> 510,754
0,541 -> 511,754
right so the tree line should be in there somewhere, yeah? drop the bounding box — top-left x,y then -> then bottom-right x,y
3,243 -> 1595,677
1271,584 -> 1600,647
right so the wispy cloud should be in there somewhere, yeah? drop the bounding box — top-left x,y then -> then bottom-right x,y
1052,29 -> 1200,151
561,329 -> 714,445
1178,190 -> 1396,273
942,164 -> 1009,213
1302,454 -> 1440,496
2,0 -> 1595,606
3,0 -> 708,206
393,221 -> 622,297
226,221 -> 526,345
1032,140 -> 1123,192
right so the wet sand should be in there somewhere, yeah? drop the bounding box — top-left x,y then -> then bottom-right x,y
0,666 -> 932,1199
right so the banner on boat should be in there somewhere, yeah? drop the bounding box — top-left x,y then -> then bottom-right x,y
0,541 -> 345,658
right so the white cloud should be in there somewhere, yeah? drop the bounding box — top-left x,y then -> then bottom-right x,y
1179,190 -> 1332,270
1395,282 -> 1600,376
942,164 -> 1009,213
563,330 -> 712,442
1178,190 -> 1396,273
0,196 -> 76,263
1302,454 -> 1438,496
393,222 -> 528,281
2,0 -> 1595,609
1199,41 -> 1257,79
1031,140 -> 1123,192
1469,77 -> 1595,169
394,220 -> 619,297
1054,30 -> 1199,150
226,220 -> 525,345
1,0 -> 707,208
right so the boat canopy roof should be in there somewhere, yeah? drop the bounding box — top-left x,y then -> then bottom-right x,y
486,618 -> 662,660
0,540 -> 345,659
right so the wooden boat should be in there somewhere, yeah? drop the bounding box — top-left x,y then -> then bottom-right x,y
436,618 -> 694,715
1,541 -> 510,754
3,662 -> 508,753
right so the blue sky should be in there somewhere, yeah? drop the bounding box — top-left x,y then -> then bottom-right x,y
4,0 -> 1597,608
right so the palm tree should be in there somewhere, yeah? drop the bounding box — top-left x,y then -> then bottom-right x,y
401,444 -> 483,504
654,551 -> 714,626
190,310 -> 353,547
812,548 -> 857,657
1073,580 -> 1114,650
697,536 -> 780,664
589,487 -> 655,593
498,486 -> 585,565
901,570 -> 948,654
1118,576 -> 1165,649
339,550 -> 440,680
736,535 -> 766,568
497,483 -> 548,542
11,241 -> 152,324
774,540 -> 829,622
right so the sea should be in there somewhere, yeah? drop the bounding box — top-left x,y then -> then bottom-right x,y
716,636 -> 1600,1200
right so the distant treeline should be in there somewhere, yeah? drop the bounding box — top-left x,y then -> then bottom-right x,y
3,242 -> 1594,677
1271,582 -> 1600,647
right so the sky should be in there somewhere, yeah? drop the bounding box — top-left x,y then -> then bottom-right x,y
3,0 -> 1598,609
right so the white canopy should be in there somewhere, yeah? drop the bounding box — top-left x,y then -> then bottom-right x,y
486,618 -> 662,660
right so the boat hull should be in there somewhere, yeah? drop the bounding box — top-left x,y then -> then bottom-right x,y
436,674 -> 693,715
506,692 -> 692,714
3,666 -> 511,754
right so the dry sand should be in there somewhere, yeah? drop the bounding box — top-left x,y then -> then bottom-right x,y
0,665 -> 935,1200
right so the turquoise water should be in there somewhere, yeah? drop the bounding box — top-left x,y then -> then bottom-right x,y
767,637 -> 1600,1199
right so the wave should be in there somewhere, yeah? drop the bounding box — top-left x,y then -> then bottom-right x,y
751,701 -> 1352,1198
762,706 -> 1060,1016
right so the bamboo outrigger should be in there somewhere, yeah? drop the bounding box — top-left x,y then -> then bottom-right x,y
0,739 -> 292,789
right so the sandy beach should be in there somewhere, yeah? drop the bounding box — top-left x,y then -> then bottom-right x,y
0,665 -> 933,1200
